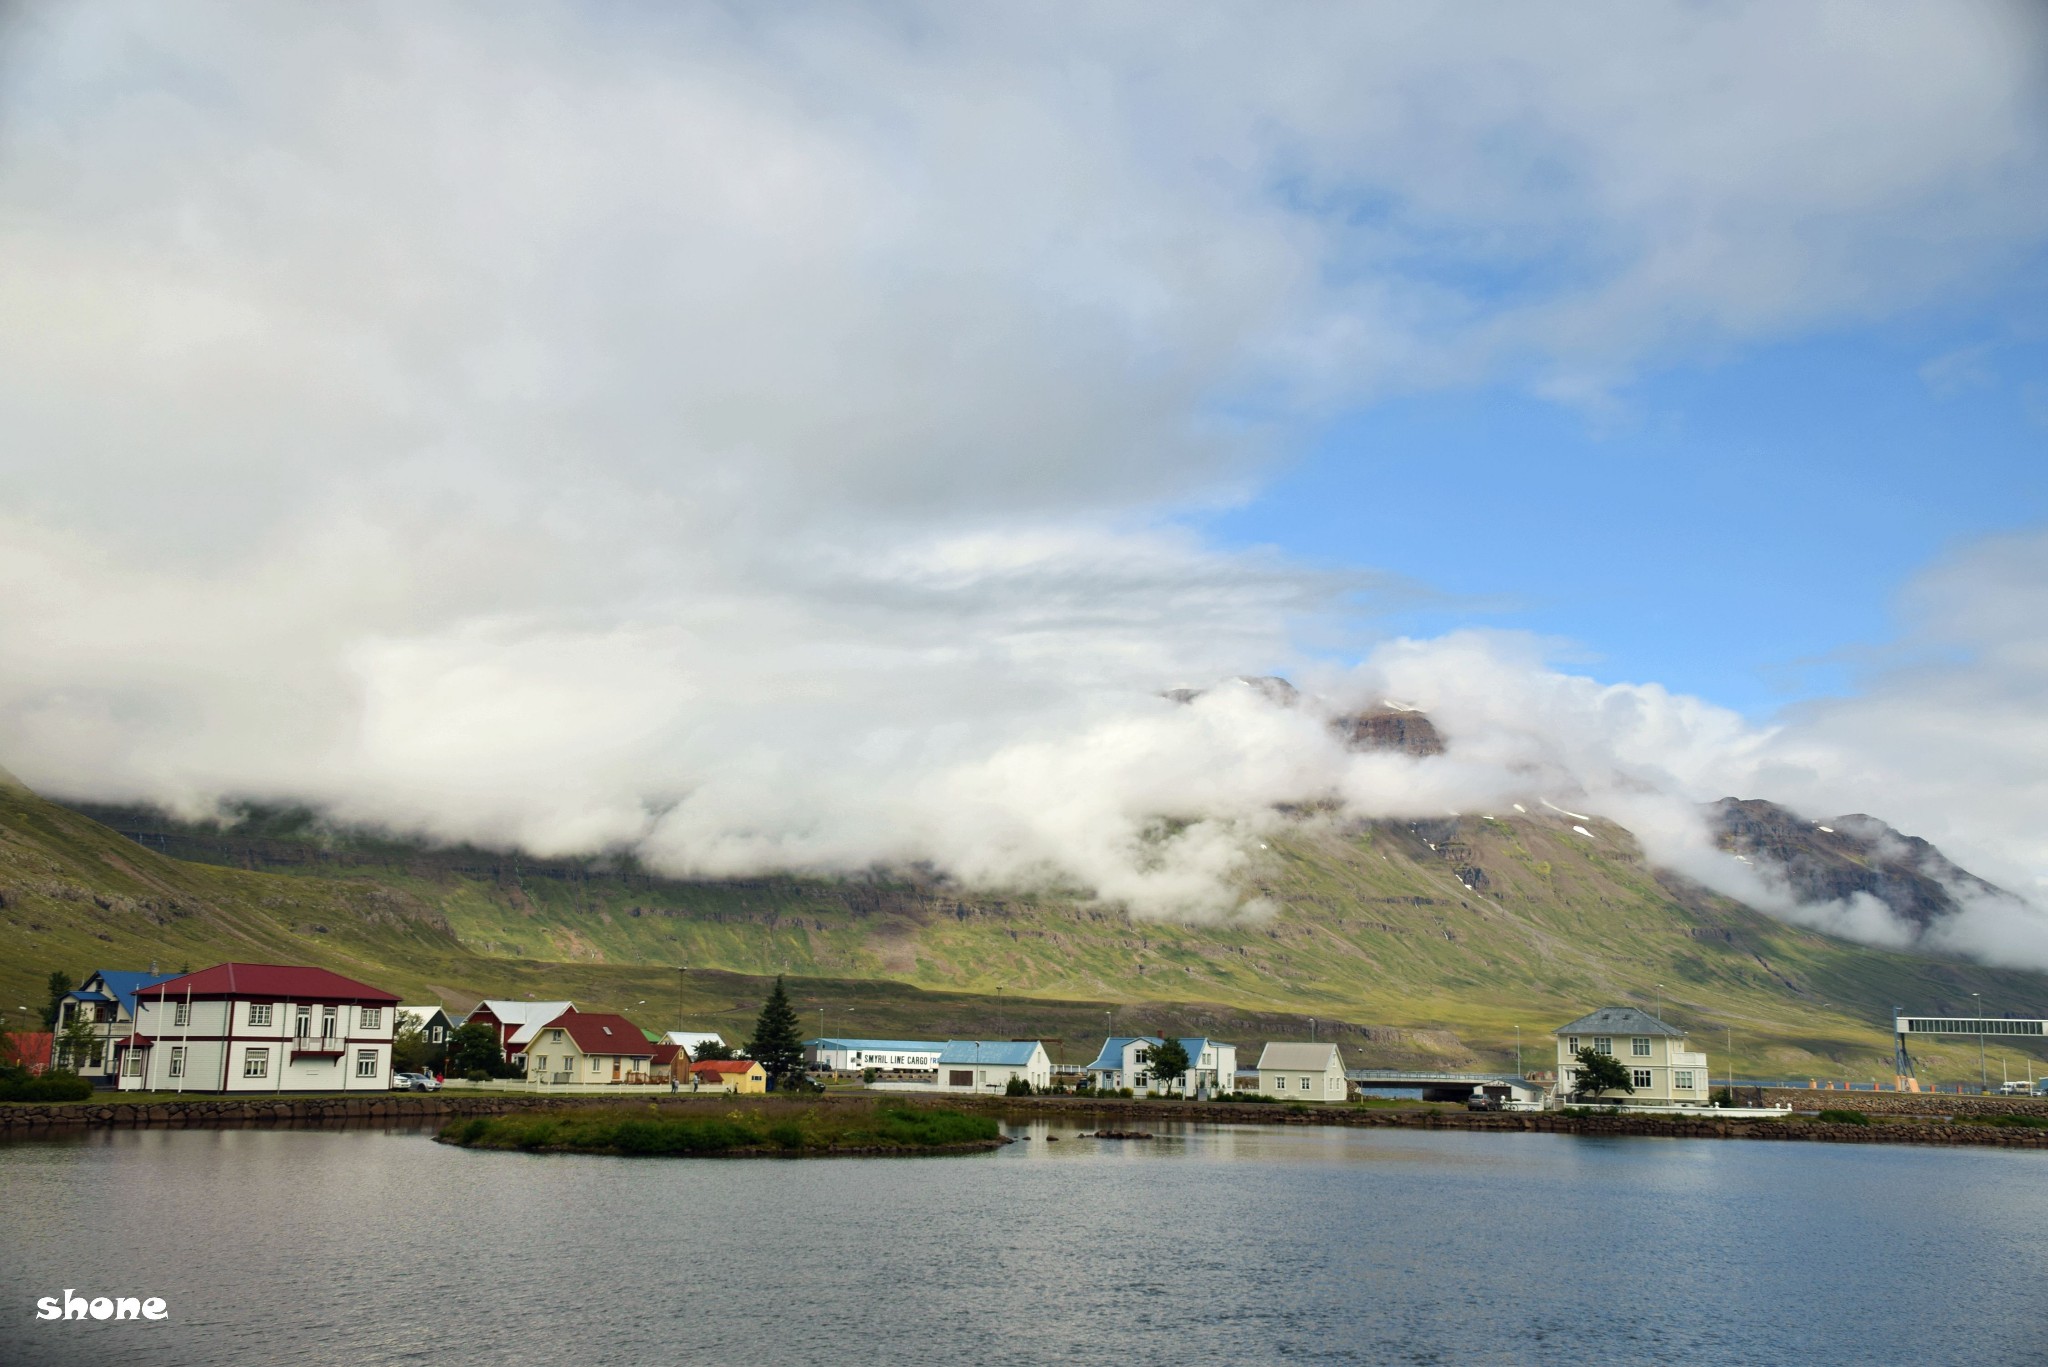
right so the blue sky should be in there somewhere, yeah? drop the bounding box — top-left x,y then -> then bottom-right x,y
1212,264 -> 2048,716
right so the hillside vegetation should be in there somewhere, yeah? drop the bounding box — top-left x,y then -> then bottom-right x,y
6,769 -> 2046,1082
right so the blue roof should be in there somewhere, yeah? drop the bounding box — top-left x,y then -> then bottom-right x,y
1084,1036 -> 1228,1071
1084,1036 -> 1157,1071
807,1038 -> 946,1052
937,1040 -> 1043,1066
83,970 -> 178,1018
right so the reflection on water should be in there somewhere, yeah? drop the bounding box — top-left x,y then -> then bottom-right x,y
5,1120 -> 2047,1366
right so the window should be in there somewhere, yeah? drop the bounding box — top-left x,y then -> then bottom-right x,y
124,1052 -> 143,1077
1632,1069 -> 1653,1089
1632,1038 -> 1652,1057
429,1027 -> 443,1043
356,1050 -> 377,1078
591,1056 -> 602,1073
948,1070 -> 974,1087
296,1005 -> 312,1037
168,1046 -> 187,1078
1593,1037 -> 1612,1055
244,1048 -> 270,1079
361,1007 -> 381,1030
1300,1076 -> 1311,1090
173,1001 -> 191,1028
534,1055 -> 547,1072
550,1029 -> 564,1043
321,1006 -> 338,1037
248,1003 -> 273,1028
1675,1071 -> 1696,1090
1568,1036 -> 1579,1053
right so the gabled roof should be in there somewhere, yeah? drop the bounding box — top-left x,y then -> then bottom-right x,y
137,964 -> 398,1005
650,1042 -> 682,1066
78,970 -> 178,1017
396,1003 -> 450,1024
538,1012 -> 654,1058
1555,1007 -> 1685,1039
937,1040 -> 1044,1067
693,1059 -> 762,1075
662,1031 -> 726,1050
1256,1042 -> 1343,1071
469,1000 -> 575,1030
1084,1037 -> 1156,1071
807,1038 -> 946,1053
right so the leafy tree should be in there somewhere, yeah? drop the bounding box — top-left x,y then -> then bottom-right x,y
42,970 -> 72,1029
392,1013 -> 431,1073
1570,1046 -> 1634,1101
1147,1036 -> 1191,1095
445,1021 -> 505,1077
691,1039 -> 736,1062
57,1016 -> 101,1072
746,978 -> 806,1089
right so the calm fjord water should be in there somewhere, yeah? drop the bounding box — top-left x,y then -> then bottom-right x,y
5,1120 -> 2045,1366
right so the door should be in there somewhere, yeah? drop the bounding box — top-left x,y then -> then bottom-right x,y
611,1058 -> 620,1082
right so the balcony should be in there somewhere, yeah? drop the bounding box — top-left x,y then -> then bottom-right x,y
290,1036 -> 345,1057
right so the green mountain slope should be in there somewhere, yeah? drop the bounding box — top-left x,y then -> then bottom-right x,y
14,788 -> 2042,1083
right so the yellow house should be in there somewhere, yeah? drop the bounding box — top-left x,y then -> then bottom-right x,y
522,1012 -> 656,1085
690,1059 -> 767,1094
1556,1007 -> 1710,1105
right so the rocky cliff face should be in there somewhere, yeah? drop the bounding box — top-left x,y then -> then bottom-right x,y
1710,798 -> 2008,931
1332,709 -> 1446,757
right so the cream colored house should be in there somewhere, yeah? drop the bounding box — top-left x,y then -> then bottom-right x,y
518,1011 -> 656,1086
1555,1007 -> 1710,1105
1255,1043 -> 1347,1102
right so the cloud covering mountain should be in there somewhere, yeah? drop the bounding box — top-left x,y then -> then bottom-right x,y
3,4 -> 2046,957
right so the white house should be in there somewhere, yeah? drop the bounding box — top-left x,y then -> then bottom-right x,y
1084,1037 -> 1239,1096
805,1038 -> 946,1073
464,1000 -> 576,1071
1555,1007 -> 1711,1106
661,1030 -> 728,1057
52,969 -> 175,1085
119,963 -> 398,1093
1255,1043 -> 1348,1102
932,1040 -> 1052,1094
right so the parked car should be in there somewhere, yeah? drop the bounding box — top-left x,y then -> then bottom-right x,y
391,1072 -> 440,1092
1998,1080 -> 2033,1095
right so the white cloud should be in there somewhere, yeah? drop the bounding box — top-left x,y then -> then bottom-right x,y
0,5 -> 2045,950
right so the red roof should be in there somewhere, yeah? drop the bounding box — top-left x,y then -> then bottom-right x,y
650,1042 -> 682,1065
541,1012 -> 653,1057
692,1059 -> 759,1075
137,963 -> 399,1005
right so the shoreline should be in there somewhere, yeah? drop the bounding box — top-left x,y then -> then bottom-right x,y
8,1089 -> 2048,1150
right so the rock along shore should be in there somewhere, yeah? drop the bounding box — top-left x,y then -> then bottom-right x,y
9,1090 -> 2048,1151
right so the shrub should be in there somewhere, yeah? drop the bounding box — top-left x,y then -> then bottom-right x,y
1004,1077 -> 1033,1096
1816,1109 -> 1870,1126
0,1069 -> 94,1102
464,1069 -> 490,1083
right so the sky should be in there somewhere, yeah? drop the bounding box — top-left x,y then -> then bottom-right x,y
2,2 -> 2047,957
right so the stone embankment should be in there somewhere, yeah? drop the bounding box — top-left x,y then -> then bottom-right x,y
1762,1088 -> 2048,1119
0,1094 -> 565,1134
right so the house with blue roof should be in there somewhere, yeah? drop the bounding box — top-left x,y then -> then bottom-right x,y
52,969 -> 177,1085
805,1038 -> 947,1074
932,1039 -> 1052,1094
1084,1036 -> 1239,1098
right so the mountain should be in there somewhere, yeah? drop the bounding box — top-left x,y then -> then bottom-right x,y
8,767 -> 2044,1080
1713,798 -> 2018,931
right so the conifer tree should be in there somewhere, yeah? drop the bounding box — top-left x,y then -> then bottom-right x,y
748,977 -> 806,1088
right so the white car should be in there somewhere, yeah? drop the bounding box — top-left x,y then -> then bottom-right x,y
391,1072 -> 440,1092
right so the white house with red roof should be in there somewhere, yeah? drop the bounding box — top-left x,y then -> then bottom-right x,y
515,1011 -> 657,1086
117,963 -> 400,1093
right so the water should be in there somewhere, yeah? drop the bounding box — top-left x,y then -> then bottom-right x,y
5,1118 -> 2046,1366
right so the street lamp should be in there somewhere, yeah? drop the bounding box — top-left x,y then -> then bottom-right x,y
1655,984 -> 1663,1020
1974,993 -> 1986,1090
1514,1025 -> 1522,1077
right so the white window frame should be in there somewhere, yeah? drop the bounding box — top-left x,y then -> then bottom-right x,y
355,1050 -> 378,1078
168,1046 -> 187,1078
1675,1071 -> 1695,1090
1568,1036 -> 1579,1053
1632,1038 -> 1652,1057
248,1003 -> 273,1028
1594,1037 -> 1613,1055
172,1001 -> 191,1028
534,1055 -> 548,1072
361,1007 -> 382,1030
124,1052 -> 143,1077
244,1048 -> 270,1079
321,1005 -> 339,1037
296,1006 -> 312,1037
591,1056 -> 602,1073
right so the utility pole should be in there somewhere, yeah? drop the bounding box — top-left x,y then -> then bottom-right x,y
1655,984 -> 1663,1020
1514,1025 -> 1521,1077
1974,993 -> 1986,1091
676,965 -> 686,1034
